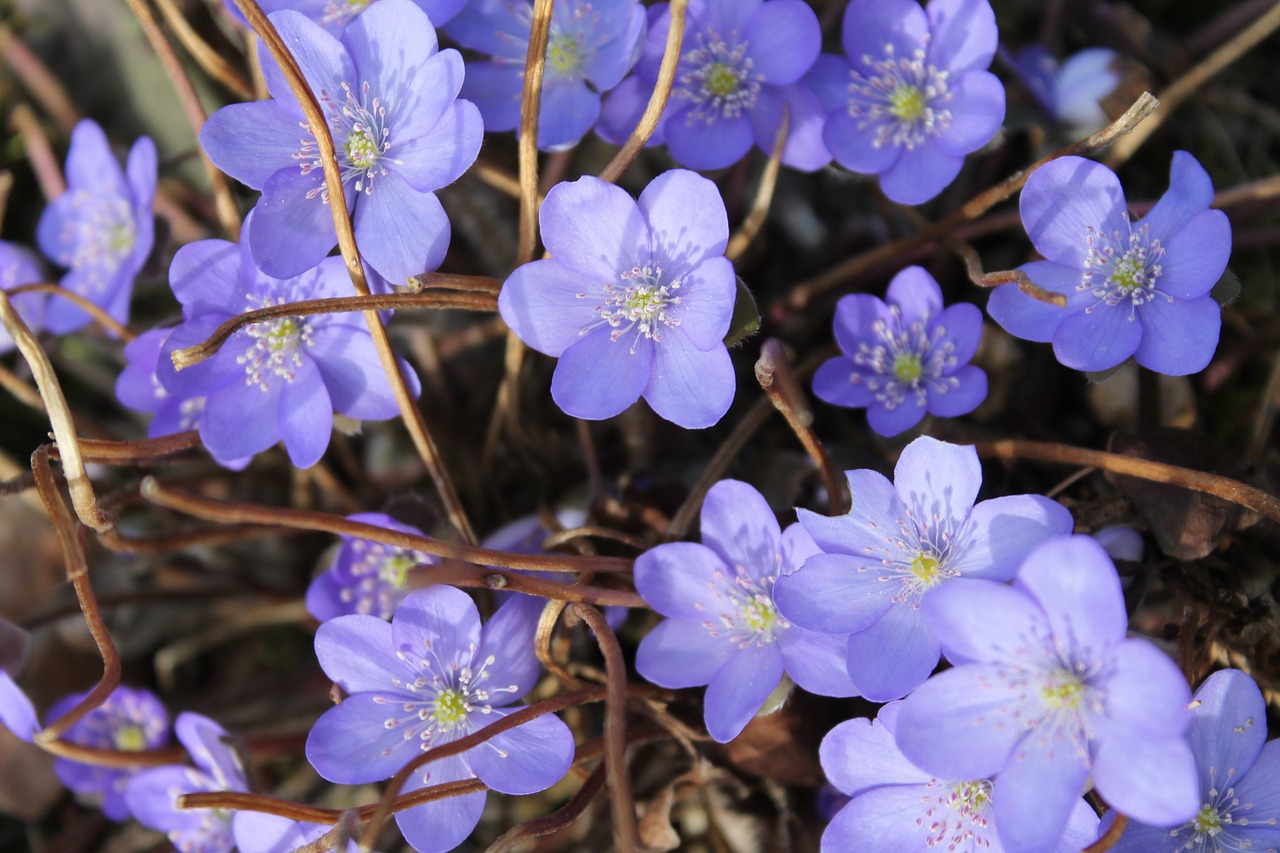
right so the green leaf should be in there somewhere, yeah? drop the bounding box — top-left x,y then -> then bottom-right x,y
724,276 -> 760,347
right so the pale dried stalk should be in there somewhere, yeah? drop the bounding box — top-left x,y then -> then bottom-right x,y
153,0 -> 254,99
233,0 -> 477,544
517,0 -> 555,265
727,107 -> 789,262
9,282 -> 137,339
9,103 -> 66,200
0,290 -> 111,532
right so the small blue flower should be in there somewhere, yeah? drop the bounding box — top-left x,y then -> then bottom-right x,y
1103,669 -> 1280,853
447,0 -> 646,151
223,0 -> 467,34
155,213 -> 420,469
35,119 -> 155,333
1010,46 -> 1120,132
812,266 -> 987,437
807,0 -> 1006,204
306,587 -> 575,853
988,152 -> 1231,375
894,536 -> 1200,853
305,512 -> 437,621
201,0 -> 482,284
820,703 -> 1100,853
45,687 -> 170,821
598,0 -> 829,171
634,480 -> 858,743
498,170 -> 737,428
125,713 -> 250,853
773,436 -> 1073,702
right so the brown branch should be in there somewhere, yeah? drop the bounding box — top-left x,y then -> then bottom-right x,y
38,739 -> 186,768
234,0 -> 477,545
975,439 -> 1280,525
0,26 -> 80,131
169,291 -> 497,370
412,562 -> 646,608
67,432 -> 203,464
9,103 -> 65,200
517,0 -> 554,264
8,282 -> 136,340
152,0 -> 255,99
139,477 -> 634,573
726,106 -> 788,262
407,272 -> 503,296
30,447 -> 122,743
572,605 -> 638,853
948,240 -> 1066,306
598,0 -> 687,183
1083,815 -> 1129,853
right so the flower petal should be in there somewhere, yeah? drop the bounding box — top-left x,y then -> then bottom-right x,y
638,169 -> 729,268
249,167 -> 338,280
797,469 -> 903,556
1092,732 -> 1198,827
1134,294 -> 1220,376
306,694 -> 419,784
878,142 -> 964,205
395,758 -> 487,853
844,603 -> 939,701
199,101 -> 301,189
391,586 -> 481,673
63,120 -> 127,197
841,0 -> 928,61
0,672 -> 36,742
643,330 -> 734,429
636,618 -> 735,688
551,328 -> 652,421
1156,208 -> 1231,299
698,479 -> 781,577
664,109 -> 755,171
458,60 -> 522,133
947,494 -> 1074,580
925,0 -> 997,73
1186,669 -> 1267,787
467,709 -> 574,795
921,578 -> 1043,665
926,364 -> 987,418
825,111 -> 903,175
200,381 -> 282,465
1020,157 -> 1128,268
703,642 -> 784,743
894,664 -> 1022,780
866,393 -> 926,436
1141,151 -> 1216,242
393,99 -> 484,194
822,785 -> 943,853
498,259 -> 599,357
262,9 -> 354,103
812,356 -> 877,409
986,260 -> 1090,343
636,542 -> 732,618
819,714 -> 929,796
277,358 -> 332,469
1051,301 -> 1143,373
665,257 -> 735,349
933,70 -> 1004,157
307,324 -> 409,421
535,79 -> 600,150
314,614 -> 409,693
892,436 -> 981,531
778,627 -> 859,698
341,0 -> 437,101
992,735 -> 1092,853
1094,638 -> 1191,740
743,0 -> 819,84
539,176 -> 648,280
354,172 -> 450,285
772,553 -> 894,635
885,265 -> 943,325
1013,536 -> 1127,661
475,594 -> 545,701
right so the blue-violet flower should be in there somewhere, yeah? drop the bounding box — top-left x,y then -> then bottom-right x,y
498,170 -> 737,428
811,265 -> 988,437
46,686 -> 169,821
155,214 -> 419,469
223,0 -> 466,34
820,702 -> 1100,853
807,0 -> 1006,204
894,535 -> 1200,853
1009,46 -> 1119,133
232,812 -> 363,853
635,479 -> 859,743
597,0 -> 829,171
773,436 -> 1073,702
125,712 -> 250,853
306,586 -> 575,853
306,512 -> 436,621
987,152 -> 1231,375
36,119 -> 155,333
0,241 -> 46,353
200,0 -> 483,284
447,0 -> 646,151
1104,668 -> 1280,853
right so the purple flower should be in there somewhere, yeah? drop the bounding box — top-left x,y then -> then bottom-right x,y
0,241 -> 46,353
155,214 -> 419,469
1104,668 -> 1280,853
306,512 -> 437,621
447,0 -> 646,151
987,152 -> 1231,375
807,0 -> 1005,204
125,712 -> 250,853
597,0 -> 829,171
0,676 -> 37,745
232,812 -> 362,853
35,119 -> 156,333
498,170 -> 737,428
773,436 -> 1073,702
894,535 -> 1199,853
200,0 -> 483,284
820,702 -> 1100,853
306,587 -> 575,853
223,0 -> 467,34
1010,46 -> 1119,132
45,686 -> 169,821
811,265 -> 988,437
635,480 -> 858,743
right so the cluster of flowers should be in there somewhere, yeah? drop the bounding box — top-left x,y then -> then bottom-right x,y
0,0 -> 1248,850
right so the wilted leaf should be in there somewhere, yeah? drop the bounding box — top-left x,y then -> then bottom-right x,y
724,277 -> 760,347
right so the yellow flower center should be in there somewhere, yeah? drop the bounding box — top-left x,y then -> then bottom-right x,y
432,689 -> 468,726
741,598 -> 779,633
378,554 -> 418,589
889,84 -> 927,121
894,352 -> 924,383
1041,676 -> 1085,709
113,725 -> 147,752
909,552 -> 942,589
1194,803 -> 1223,836
705,63 -> 739,96
548,34 -> 580,73
344,128 -> 380,171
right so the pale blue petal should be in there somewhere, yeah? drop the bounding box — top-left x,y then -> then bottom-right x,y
703,642 -> 784,743
539,176 -> 648,280
894,664 -> 1024,780
1141,151 -> 1216,243
892,435 -> 981,531
635,542 -> 731,618
993,736 -> 1092,853
845,603 -> 939,701
819,714 -> 929,796
1155,208 -> 1231,299
1021,157 -> 1128,268
354,172 -> 450,285
742,0 -> 819,85
391,587 -> 481,673
1012,536 -> 1126,662
878,141 -> 964,205
468,710 -> 574,795
1092,733 -> 1199,827
636,618 -> 735,688
1134,294 -> 1220,376
314,614 -> 409,693
1051,301 -> 1143,372
772,553 -> 894,635
551,328 -> 651,421
933,70 -> 1004,157
925,0 -> 997,73
947,494 -> 1074,580
987,260 -> 1091,343
698,480 -> 781,580
778,628 -> 858,697
643,330 -> 734,429
638,169 -> 729,268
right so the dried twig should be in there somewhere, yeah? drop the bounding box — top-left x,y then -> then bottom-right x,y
517,0 -> 555,264
9,282 -> 137,340
152,0 -> 254,99
726,107 -> 788,262
948,239 -> 1065,306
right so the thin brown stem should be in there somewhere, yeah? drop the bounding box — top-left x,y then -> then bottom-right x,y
974,439 -> 1280,525
0,362 -> 45,414
412,562 -> 645,608
169,291 -> 496,370
8,282 -> 137,340
755,340 -> 844,514
9,103 -> 65,200
122,0 -> 242,239
67,432 -> 203,464
1083,814 -> 1128,853
38,739 -> 186,768
140,477 -> 634,573
484,765 -> 608,853
235,0 -> 477,545
726,107 -> 788,262
0,26 -> 80,131
407,272 -> 504,296
572,604 -> 638,853
152,0 -> 255,99
948,239 -> 1065,305
598,0 -> 687,183
30,446 -> 122,743
517,0 -> 554,264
